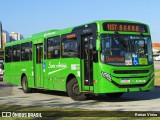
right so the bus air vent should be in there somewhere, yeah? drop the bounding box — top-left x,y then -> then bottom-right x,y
113,70 -> 149,74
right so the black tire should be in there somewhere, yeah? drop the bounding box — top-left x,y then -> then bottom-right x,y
22,76 -> 32,93
106,92 -> 124,98
67,78 -> 87,101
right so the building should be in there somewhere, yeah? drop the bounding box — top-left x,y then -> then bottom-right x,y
152,43 -> 160,54
2,32 -> 7,48
152,43 -> 160,47
10,32 -> 23,42
1,30 -> 10,48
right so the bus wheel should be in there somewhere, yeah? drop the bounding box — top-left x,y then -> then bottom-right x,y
67,78 -> 87,101
106,92 -> 124,98
22,76 -> 31,93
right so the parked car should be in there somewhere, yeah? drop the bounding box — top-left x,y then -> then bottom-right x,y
153,54 -> 160,61
0,60 -> 4,81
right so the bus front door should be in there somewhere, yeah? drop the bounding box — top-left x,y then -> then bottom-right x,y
81,35 -> 94,91
34,43 -> 43,88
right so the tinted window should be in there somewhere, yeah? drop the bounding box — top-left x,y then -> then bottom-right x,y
44,39 -> 47,59
36,44 -> 43,63
62,38 -> 78,57
13,44 -> 21,62
5,47 -> 12,62
21,42 -> 32,61
47,36 -> 60,59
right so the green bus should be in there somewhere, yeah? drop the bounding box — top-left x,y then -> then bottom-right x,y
4,20 -> 154,101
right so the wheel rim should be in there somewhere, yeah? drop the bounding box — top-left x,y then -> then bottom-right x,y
23,80 -> 26,91
73,83 -> 80,95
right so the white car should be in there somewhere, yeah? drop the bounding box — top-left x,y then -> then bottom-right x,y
153,54 -> 160,61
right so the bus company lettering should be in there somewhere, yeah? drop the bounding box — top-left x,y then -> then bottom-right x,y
48,62 -> 67,69
44,32 -> 56,37
48,62 -> 67,75
106,57 -> 125,62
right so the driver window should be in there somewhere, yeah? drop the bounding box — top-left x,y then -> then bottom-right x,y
134,39 -> 145,57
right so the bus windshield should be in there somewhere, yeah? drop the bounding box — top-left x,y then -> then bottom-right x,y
100,34 -> 153,66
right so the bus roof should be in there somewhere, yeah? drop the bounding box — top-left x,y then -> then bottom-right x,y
4,20 -> 149,47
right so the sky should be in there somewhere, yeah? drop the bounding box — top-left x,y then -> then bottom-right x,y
0,0 -> 160,42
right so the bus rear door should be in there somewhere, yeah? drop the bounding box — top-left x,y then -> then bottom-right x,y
34,43 -> 44,88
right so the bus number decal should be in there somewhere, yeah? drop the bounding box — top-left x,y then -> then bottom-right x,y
71,64 -> 80,70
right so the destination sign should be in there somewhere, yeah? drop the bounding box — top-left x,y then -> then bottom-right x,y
66,34 -> 76,39
103,22 -> 148,32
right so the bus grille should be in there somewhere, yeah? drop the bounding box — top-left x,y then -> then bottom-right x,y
113,70 -> 149,74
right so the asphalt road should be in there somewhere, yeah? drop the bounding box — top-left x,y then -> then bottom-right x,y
0,81 -> 160,111
0,61 -> 159,111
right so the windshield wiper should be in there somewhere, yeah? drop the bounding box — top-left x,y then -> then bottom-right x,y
115,31 -> 127,48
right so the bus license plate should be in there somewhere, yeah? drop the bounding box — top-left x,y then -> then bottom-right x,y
121,79 -> 130,83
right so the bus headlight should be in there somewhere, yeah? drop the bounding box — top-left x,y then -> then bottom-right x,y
101,71 -> 112,82
150,72 -> 154,79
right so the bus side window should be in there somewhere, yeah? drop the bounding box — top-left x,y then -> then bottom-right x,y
5,47 -> 12,62
62,36 -> 78,58
21,42 -> 32,61
47,36 -> 60,59
13,44 -> 21,62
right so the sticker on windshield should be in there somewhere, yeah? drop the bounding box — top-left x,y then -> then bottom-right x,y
139,58 -> 148,65
130,36 -> 133,40
132,57 -> 139,66
125,60 -> 132,65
